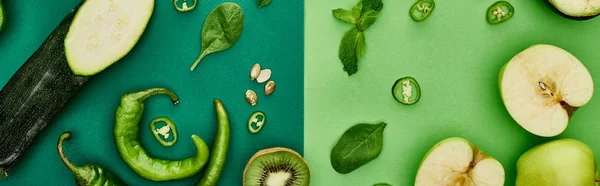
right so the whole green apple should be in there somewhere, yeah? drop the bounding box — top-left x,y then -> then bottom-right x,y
516,138 -> 599,186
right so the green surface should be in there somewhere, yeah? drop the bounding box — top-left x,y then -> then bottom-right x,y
305,0 -> 600,185
0,0 -> 303,185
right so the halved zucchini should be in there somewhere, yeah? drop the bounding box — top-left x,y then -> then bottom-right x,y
548,0 -> 600,20
65,0 -> 154,76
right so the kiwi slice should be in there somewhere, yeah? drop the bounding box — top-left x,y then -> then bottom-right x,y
243,147 -> 310,186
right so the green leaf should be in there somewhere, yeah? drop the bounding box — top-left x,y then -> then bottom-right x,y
338,28 -> 364,76
191,3 -> 244,71
357,10 -> 378,31
352,2 -> 363,20
330,122 -> 387,174
258,0 -> 272,8
361,0 -> 383,15
332,8 -> 356,24
373,184 -> 392,186
356,32 -> 366,60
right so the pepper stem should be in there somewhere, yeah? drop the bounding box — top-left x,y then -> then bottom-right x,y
57,132 -> 81,174
134,88 -> 180,104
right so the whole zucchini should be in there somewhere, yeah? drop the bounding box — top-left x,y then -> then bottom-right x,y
0,0 -> 5,32
0,3 -> 87,178
0,0 -> 154,178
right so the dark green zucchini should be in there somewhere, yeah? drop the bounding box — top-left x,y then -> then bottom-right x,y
0,3 -> 88,178
0,0 -> 5,32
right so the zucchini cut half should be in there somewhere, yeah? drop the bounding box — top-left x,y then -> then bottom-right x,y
548,0 -> 600,19
65,0 -> 154,76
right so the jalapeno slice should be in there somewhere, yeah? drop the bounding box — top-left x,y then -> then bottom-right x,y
150,117 -> 178,147
486,1 -> 514,24
173,0 -> 197,13
392,77 -> 421,105
410,0 -> 435,22
248,111 -> 266,134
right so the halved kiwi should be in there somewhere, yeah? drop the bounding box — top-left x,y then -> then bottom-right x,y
243,147 -> 310,186
548,0 -> 600,20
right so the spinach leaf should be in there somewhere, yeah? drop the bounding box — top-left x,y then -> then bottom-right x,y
332,8 -> 356,24
338,28 -> 365,76
357,10 -> 378,31
373,184 -> 392,186
258,0 -> 272,8
330,122 -> 387,174
190,2 -> 244,71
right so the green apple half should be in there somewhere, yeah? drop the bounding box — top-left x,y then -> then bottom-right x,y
499,44 -> 594,137
414,137 -> 505,186
516,138 -> 599,185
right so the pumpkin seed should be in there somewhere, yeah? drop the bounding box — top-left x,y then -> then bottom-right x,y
256,69 -> 272,83
245,90 -> 258,106
264,81 -> 276,96
250,63 -> 261,81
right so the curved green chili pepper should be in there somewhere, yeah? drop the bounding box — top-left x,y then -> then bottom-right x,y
58,132 -> 125,186
486,1 -> 514,24
114,88 -> 210,181
410,0 -> 435,22
150,117 -> 178,147
392,77 -> 421,105
173,0 -> 197,13
196,99 -> 230,186
248,111 -> 266,134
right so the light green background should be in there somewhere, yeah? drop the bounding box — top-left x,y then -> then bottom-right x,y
0,0 -> 303,185
305,0 -> 600,185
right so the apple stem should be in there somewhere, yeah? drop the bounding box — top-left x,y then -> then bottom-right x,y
596,179 -> 600,182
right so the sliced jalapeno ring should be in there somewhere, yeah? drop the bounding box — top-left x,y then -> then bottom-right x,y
173,0 -> 198,13
150,117 -> 178,147
248,111 -> 266,134
392,77 -> 421,105
410,0 -> 435,22
486,1 -> 514,24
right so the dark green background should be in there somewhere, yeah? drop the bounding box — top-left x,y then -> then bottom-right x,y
0,0 -> 304,185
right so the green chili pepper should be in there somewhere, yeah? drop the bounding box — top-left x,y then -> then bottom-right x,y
248,111 -> 266,134
58,132 -> 125,186
196,99 -> 230,186
114,88 -> 210,181
173,0 -> 197,12
410,0 -> 435,22
392,77 -> 421,105
486,1 -> 514,24
150,117 -> 178,147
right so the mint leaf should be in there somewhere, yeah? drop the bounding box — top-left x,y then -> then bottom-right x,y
357,10 -> 378,31
356,31 -> 366,60
332,8 -> 356,24
339,28 -> 365,76
330,122 -> 387,174
361,0 -> 383,15
352,2 -> 363,20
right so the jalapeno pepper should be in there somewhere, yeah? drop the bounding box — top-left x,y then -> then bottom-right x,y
173,0 -> 197,12
248,111 -> 266,134
114,88 -> 210,181
486,1 -> 514,24
150,117 -> 178,147
58,132 -> 125,186
196,99 -> 230,186
410,0 -> 435,22
392,77 -> 421,105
